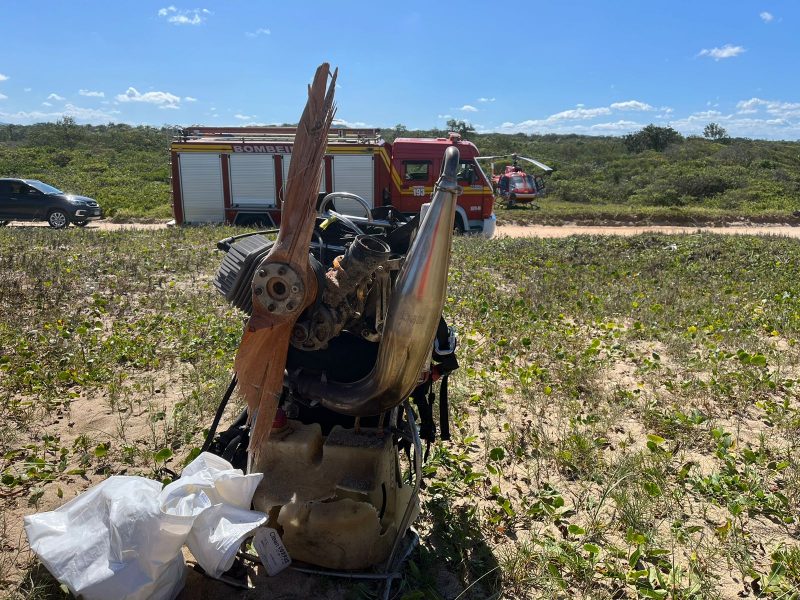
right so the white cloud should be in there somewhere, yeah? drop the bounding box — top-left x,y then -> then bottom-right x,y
64,104 -> 120,120
42,101 -> 52,107
490,99 -> 663,134
736,98 -> 761,114
736,97 -> 800,119
698,44 -> 746,60
332,118 -> 373,128
461,91 -> 800,139
549,106 -> 611,120
184,96 -> 198,102
668,113 -> 796,138
760,11 -> 774,23
0,93 -> 7,101
0,104 -> 119,125
437,114 -> 452,119
609,100 -> 655,111
24,87 -> 31,92
157,6 -> 210,26
460,104 -> 478,112
47,93 -> 65,101
688,110 -> 724,120
116,87 -> 181,108
477,97 -> 495,103
0,73 -> 8,82
590,120 -> 642,132
79,89 -> 105,98
234,113 -> 254,120
246,27 -> 271,37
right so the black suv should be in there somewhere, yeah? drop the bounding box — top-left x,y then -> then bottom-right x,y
0,179 -> 102,229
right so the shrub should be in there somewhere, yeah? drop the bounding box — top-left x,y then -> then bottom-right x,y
624,125 -> 684,153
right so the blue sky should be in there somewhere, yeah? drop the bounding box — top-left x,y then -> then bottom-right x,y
1,1 -> 799,139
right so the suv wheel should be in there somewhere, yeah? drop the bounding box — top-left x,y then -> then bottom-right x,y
48,210 -> 69,229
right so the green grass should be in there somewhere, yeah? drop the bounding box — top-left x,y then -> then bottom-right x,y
495,200 -> 800,226
0,123 -> 173,220
3,123 -> 800,224
392,128 -> 800,223
0,146 -> 172,221
426,233 -> 800,598
2,228 -> 800,598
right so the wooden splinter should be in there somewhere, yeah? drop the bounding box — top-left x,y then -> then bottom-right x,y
233,63 -> 338,469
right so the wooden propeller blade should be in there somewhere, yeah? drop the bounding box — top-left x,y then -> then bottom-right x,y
233,63 -> 338,468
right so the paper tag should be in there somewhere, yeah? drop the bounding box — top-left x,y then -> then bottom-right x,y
252,527 -> 291,576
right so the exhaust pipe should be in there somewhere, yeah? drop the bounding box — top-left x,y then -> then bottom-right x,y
293,145 -> 462,416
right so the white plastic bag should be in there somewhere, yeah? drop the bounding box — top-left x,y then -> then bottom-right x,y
24,453 -> 266,600
24,476 -> 187,600
186,503 -> 266,578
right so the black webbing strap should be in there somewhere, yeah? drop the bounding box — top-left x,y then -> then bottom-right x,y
201,374 -> 238,453
439,375 -> 451,441
412,379 -> 436,445
432,316 -> 457,442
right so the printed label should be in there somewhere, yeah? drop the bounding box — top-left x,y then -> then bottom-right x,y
232,144 -> 293,154
252,527 -> 292,576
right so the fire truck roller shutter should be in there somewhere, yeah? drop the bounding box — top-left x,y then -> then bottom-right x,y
229,154 -> 276,207
332,155 -> 374,216
179,153 -> 225,223
282,156 -> 326,198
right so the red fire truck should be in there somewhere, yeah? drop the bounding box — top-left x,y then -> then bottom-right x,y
170,127 -> 496,236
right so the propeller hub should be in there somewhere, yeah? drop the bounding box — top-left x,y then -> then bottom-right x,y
253,262 -> 305,315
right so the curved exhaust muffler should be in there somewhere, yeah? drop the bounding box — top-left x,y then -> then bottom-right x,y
293,145 -> 462,416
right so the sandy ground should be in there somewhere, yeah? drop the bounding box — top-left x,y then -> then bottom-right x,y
4,218 -> 797,599
7,220 -> 800,238
495,223 -> 800,238
5,220 -> 171,231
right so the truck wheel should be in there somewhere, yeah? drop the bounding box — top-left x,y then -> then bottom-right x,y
453,215 -> 465,235
48,210 -> 69,229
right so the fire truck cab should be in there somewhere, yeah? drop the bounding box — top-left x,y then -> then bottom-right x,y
389,136 -> 495,235
170,127 -> 496,237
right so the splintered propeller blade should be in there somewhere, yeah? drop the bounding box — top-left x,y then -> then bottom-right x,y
233,63 -> 337,468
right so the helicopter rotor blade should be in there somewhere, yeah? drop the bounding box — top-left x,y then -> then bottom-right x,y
516,156 -> 553,172
475,155 -> 511,161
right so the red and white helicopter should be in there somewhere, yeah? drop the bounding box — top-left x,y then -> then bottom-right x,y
476,153 -> 553,209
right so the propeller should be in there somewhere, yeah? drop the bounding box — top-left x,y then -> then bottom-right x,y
233,63 -> 338,470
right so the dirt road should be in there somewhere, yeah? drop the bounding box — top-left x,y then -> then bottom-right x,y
496,223 -> 800,238
5,220 -> 171,231
7,220 -> 800,237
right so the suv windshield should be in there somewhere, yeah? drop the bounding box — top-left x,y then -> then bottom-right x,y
25,180 -> 63,195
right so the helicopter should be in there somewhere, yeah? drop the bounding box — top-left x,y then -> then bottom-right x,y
475,153 -> 553,209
